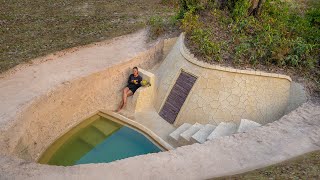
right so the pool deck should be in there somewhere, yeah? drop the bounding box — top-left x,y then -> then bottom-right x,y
134,108 -> 179,148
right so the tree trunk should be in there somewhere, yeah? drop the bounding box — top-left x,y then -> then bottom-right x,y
249,0 -> 265,17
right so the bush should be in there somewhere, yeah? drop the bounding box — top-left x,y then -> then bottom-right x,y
286,38 -> 315,67
229,0 -> 319,68
177,0 -> 207,19
306,1 -> 320,27
148,13 -> 180,40
148,15 -> 166,39
180,9 -> 201,33
179,0 -> 207,11
190,28 -> 222,61
232,0 -> 251,22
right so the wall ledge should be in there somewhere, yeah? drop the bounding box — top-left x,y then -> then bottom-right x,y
179,33 -> 292,82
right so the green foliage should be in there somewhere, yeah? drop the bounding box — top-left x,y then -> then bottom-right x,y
307,8 -> 320,27
180,9 -> 201,33
286,38 -> 315,67
211,8 -> 233,25
148,13 -> 180,39
176,0 -> 320,92
232,0 -> 251,22
180,6 -> 222,61
148,15 -> 166,38
306,0 -> 320,27
190,28 -> 222,61
169,14 -> 180,26
177,0 -> 319,67
180,0 -> 206,11
177,0 -> 206,19
231,0 -> 319,68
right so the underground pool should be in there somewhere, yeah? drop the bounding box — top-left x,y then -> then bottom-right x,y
38,113 -> 162,166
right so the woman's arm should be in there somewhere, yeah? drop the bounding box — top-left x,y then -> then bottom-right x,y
128,74 -> 132,84
137,76 -> 142,86
138,76 -> 142,84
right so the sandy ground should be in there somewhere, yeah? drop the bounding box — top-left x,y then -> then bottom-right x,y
0,29 -> 153,129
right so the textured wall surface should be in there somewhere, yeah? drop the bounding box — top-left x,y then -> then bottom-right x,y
0,41 -> 164,160
285,82 -> 307,114
155,34 -> 292,126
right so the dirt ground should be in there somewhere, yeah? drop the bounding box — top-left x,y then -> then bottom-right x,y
217,150 -> 320,179
0,0 -> 175,72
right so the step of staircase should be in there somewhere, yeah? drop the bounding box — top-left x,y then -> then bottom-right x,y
79,126 -> 107,147
169,123 -> 192,141
237,119 -> 261,133
91,119 -> 121,137
179,123 -> 204,144
207,122 -> 237,140
191,124 -> 216,144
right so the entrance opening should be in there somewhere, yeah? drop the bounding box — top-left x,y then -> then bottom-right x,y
159,71 -> 197,124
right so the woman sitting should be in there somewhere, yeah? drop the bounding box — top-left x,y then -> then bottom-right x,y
116,67 -> 142,112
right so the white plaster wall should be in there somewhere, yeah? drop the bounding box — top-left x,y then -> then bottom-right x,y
285,82 -> 307,114
155,34 -> 292,126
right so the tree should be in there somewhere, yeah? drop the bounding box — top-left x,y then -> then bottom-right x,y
216,0 -> 265,17
249,0 -> 265,16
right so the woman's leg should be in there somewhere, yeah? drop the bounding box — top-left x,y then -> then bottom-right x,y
122,90 -> 133,109
117,87 -> 129,111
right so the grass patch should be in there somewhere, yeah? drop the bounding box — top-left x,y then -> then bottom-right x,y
0,0 -> 175,72
147,14 -> 180,40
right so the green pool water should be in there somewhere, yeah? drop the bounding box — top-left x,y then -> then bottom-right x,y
38,113 -> 162,166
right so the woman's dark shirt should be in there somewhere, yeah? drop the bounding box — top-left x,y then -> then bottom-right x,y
127,74 -> 142,93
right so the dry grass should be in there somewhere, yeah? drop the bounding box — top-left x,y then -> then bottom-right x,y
0,0 -> 175,72
215,150 -> 320,180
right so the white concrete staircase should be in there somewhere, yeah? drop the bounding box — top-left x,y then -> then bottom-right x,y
179,123 -> 204,144
191,124 -> 216,144
206,122 -> 237,140
237,119 -> 261,133
169,119 -> 261,145
169,123 -> 192,142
